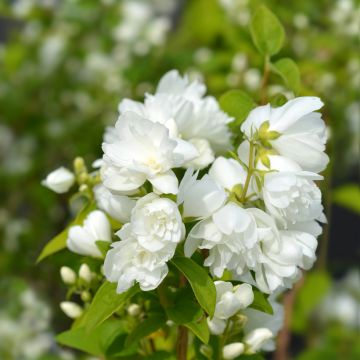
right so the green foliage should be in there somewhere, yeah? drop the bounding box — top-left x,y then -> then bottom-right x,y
333,184 -> 360,214
292,271 -> 331,333
37,200 -> 96,263
170,256 -> 216,317
96,240 -> 111,257
272,58 -> 301,93
56,318 -> 127,357
76,281 -> 139,331
219,90 -> 256,129
250,289 -> 273,314
250,5 -> 285,56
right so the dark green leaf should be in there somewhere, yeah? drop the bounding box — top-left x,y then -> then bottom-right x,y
250,289 -> 273,314
219,90 -> 255,128
126,315 -> 166,346
171,256 -> 216,317
269,93 -> 288,106
272,58 -> 301,93
250,5 -> 285,56
75,281 -> 139,331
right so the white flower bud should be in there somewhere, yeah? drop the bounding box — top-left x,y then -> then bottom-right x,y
244,328 -> 273,353
42,167 -> 75,194
78,264 -> 92,283
223,342 -> 245,359
60,302 -> 83,319
127,303 -> 141,316
60,266 -> 76,285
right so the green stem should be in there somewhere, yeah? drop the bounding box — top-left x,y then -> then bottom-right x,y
218,320 -> 232,360
240,141 -> 255,202
260,55 -> 270,104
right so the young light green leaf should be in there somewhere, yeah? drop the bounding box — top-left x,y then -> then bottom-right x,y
36,201 -> 95,263
250,5 -> 285,56
95,240 -> 111,257
219,90 -> 255,128
333,184 -> 360,214
272,58 -> 301,93
250,289 -> 273,314
170,257 -> 216,317
126,314 -> 166,346
75,281 -> 139,331
56,318 -> 126,356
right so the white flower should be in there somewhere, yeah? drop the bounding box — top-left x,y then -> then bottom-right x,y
119,70 -> 232,166
127,303 -> 141,316
60,302 -> 83,319
102,111 -> 198,194
244,328 -> 273,354
209,156 -> 248,191
185,203 -> 257,277
129,193 -> 184,252
60,266 -> 76,285
178,169 -> 227,219
243,294 -> 284,351
104,230 -> 174,293
94,184 -> 135,224
184,138 -> 215,169
241,97 -> 329,173
67,210 -> 112,258
78,264 -> 92,283
208,281 -> 254,335
263,171 -> 324,225
223,343 -> 245,359
42,167 -> 75,194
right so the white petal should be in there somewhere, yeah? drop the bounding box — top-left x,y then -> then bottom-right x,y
149,170 -> 179,194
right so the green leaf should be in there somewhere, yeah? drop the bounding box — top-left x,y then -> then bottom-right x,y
171,256 -> 216,317
75,281 -> 139,331
292,271 -> 331,333
96,240 -> 111,257
56,318 -> 126,356
333,184 -> 360,214
126,315 -> 166,346
269,93 -> 288,107
250,289 -> 273,314
250,5 -> 285,56
219,90 -> 255,128
185,315 -> 210,344
272,58 -> 301,93
36,201 -> 95,263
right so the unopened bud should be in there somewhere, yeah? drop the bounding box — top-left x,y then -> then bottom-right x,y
60,301 -> 83,319
127,303 -> 141,316
200,344 -> 213,359
244,328 -> 273,353
74,157 -> 85,173
79,184 -> 88,192
60,266 -> 76,285
78,264 -> 92,283
81,290 -> 92,302
223,342 -> 245,359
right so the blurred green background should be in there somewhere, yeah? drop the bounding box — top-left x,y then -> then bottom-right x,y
0,0 -> 359,359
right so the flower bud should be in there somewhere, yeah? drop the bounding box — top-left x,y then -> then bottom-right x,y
42,167 -> 75,194
223,342 -> 245,359
244,328 -> 273,353
60,301 -> 83,319
78,264 -> 92,283
127,303 -> 141,316
60,266 -> 76,285
200,344 -> 213,359
81,290 -> 92,302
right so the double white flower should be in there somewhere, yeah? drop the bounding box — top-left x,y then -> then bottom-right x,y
104,193 -> 184,293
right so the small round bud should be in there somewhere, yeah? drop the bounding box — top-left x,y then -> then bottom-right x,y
78,264 -> 92,283
60,301 -> 83,319
127,303 -> 141,316
223,342 -> 245,359
166,320 -> 174,327
74,157 -> 85,172
60,266 -> 76,285
79,184 -> 88,192
81,291 -> 92,302
244,328 -> 273,353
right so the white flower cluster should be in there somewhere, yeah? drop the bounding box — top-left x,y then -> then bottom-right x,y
42,70 -> 328,307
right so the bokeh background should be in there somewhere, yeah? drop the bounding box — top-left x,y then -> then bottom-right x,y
0,0 -> 359,359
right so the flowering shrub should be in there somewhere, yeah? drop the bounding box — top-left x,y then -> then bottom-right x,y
37,6 -> 331,359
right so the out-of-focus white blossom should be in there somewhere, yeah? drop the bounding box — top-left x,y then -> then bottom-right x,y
244,328 -> 273,353
60,302 -> 83,319
223,342 -> 245,359
42,167 -> 75,194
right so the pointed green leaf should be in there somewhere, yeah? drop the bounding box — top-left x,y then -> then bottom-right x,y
95,240 -> 111,257
272,58 -> 301,93
170,257 -> 216,317
75,281 -> 139,331
250,5 -> 285,56
250,289 -> 273,314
